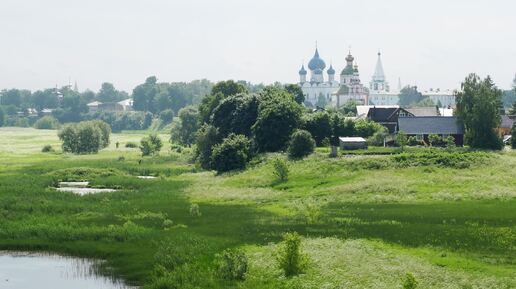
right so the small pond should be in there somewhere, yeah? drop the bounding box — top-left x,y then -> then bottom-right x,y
0,252 -> 136,289
56,182 -> 117,195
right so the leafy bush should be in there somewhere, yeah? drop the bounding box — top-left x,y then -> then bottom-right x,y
48,167 -> 124,182
125,142 -> 138,148
428,134 -> 442,147
211,134 -> 251,173
393,151 -> 488,169
277,232 -> 308,277
396,131 -> 408,151
159,109 -> 175,123
154,236 -> 207,272
214,249 -> 248,281
288,130 -> 315,159
140,134 -> 163,156
189,204 -> 201,217
90,120 -> 111,148
445,135 -> 456,148
272,157 -> 289,183
407,136 -> 421,146
41,145 -> 54,153
367,127 -> 388,146
58,121 -> 110,154
33,116 -> 60,129
402,273 -> 418,289
348,158 -> 390,170
354,119 -> 385,138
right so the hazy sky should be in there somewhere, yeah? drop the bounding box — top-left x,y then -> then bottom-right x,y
1,0 -> 515,92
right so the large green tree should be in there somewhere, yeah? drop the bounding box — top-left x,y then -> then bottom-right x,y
284,84 -> 305,104
195,124 -> 221,170
252,88 -> 302,152
211,94 -> 258,138
133,76 -> 159,112
0,89 -> 29,107
398,86 -> 424,107
211,80 -> 248,97
199,81 -> 248,123
170,106 -> 200,146
455,73 -> 503,150
31,89 -> 59,110
302,111 -> 332,146
96,82 -> 128,103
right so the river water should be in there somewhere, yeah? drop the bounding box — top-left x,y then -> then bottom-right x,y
0,252 -> 136,289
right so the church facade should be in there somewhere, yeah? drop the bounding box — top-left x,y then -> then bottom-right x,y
298,48 -> 368,107
368,52 -> 400,105
298,48 -> 339,107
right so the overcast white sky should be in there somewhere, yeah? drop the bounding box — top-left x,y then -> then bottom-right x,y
1,0 -> 515,92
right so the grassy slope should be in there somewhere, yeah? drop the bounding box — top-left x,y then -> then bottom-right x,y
0,127 -> 514,288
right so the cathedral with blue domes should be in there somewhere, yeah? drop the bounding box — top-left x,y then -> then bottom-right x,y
299,47 -> 369,107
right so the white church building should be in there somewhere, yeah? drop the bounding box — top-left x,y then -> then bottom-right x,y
298,47 -> 458,108
298,48 -> 368,107
298,48 -> 340,107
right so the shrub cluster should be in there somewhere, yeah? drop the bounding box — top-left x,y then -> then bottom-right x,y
88,111 -> 153,132
194,85 -> 307,173
48,167 -> 125,183
287,130 -> 315,159
302,112 -> 384,148
276,232 -> 308,277
211,134 -> 251,173
33,115 -> 60,129
214,249 -> 248,281
58,120 -> 111,154
41,145 -> 54,153
393,151 -> 488,169
125,142 -> 138,148
272,157 -> 289,183
140,134 -> 163,156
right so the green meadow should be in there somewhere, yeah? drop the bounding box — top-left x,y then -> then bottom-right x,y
0,127 -> 514,289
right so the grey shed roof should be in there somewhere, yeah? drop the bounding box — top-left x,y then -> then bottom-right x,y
398,117 -> 464,135
339,137 -> 367,143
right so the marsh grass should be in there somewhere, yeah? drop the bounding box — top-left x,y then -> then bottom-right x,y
0,128 -> 514,288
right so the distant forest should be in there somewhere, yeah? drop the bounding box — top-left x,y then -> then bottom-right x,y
0,78 -> 267,128
1,76 -> 515,130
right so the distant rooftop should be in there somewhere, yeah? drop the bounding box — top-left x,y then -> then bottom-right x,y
399,116 -> 463,135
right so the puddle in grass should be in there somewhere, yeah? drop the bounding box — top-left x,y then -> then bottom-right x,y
0,252 -> 136,289
56,182 -> 117,195
136,176 -> 157,179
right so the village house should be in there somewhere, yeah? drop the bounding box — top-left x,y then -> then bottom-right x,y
497,115 -> 515,137
366,107 -> 413,133
398,116 -> 464,146
87,99 -> 134,113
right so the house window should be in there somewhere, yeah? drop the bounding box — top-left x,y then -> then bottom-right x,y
416,134 -> 423,141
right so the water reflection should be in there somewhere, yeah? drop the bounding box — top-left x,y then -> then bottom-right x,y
0,252 -> 136,289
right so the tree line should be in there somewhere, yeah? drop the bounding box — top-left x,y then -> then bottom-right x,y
167,80 -> 385,173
